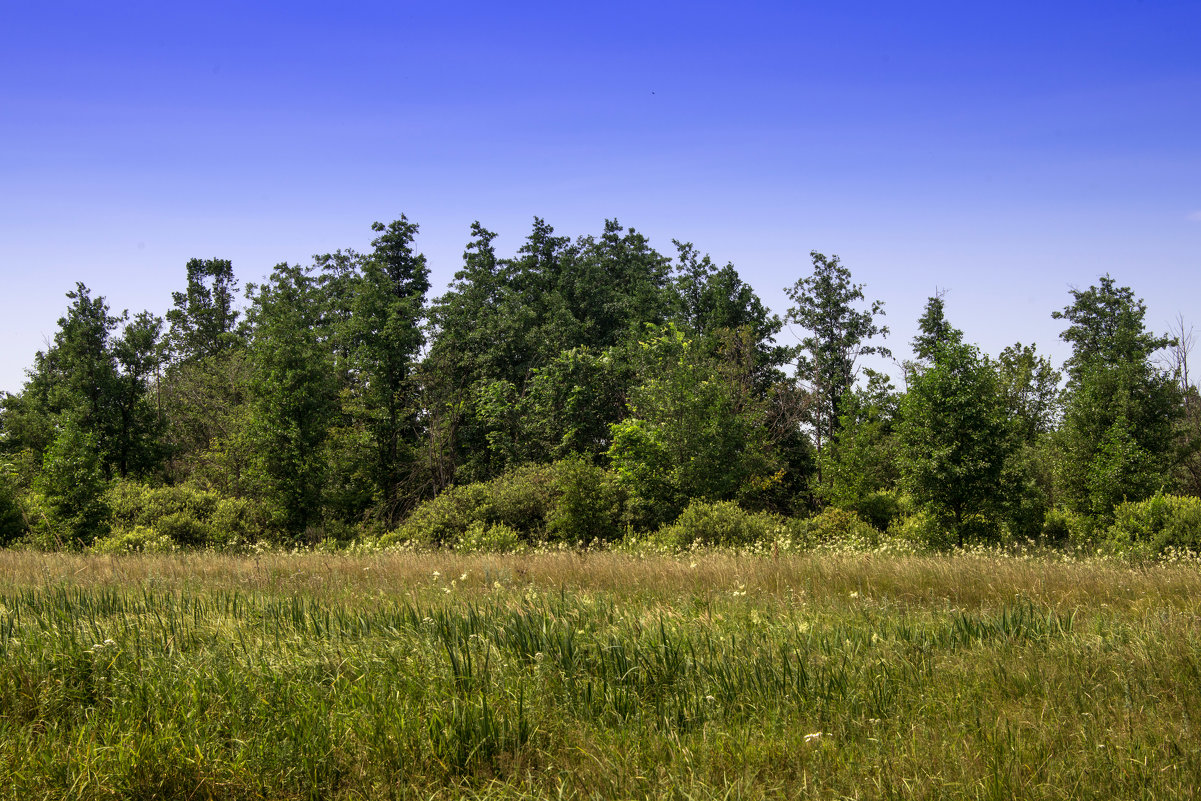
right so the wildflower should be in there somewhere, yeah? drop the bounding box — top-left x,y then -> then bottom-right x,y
805,732 -> 823,743
459,572 -> 468,581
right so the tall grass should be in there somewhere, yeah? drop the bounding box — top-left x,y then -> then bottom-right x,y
1,549 -> 1199,798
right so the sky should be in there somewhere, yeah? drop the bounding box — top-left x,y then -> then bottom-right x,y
2,1 -> 1199,393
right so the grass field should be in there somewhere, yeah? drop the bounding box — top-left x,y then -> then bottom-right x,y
1,548 -> 1199,799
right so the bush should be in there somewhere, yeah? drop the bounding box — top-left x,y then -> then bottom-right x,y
0,469 -> 26,546
383,460 -> 624,548
1106,494 -> 1201,555
457,521 -> 524,553
89,525 -> 177,554
1040,507 -> 1096,546
105,480 -> 275,548
655,500 -> 784,549
795,507 -> 883,549
848,491 -> 902,532
889,510 -> 954,551
383,482 -> 491,547
546,457 -> 624,543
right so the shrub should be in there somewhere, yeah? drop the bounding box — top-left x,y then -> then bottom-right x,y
849,491 -> 902,532
383,460 -> 624,548
889,510 -> 954,551
1106,494 -> 1201,555
89,525 -> 177,554
383,482 -> 492,547
1040,507 -> 1096,546
210,496 -> 276,546
153,511 -> 215,547
655,500 -> 784,549
0,469 -> 26,546
457,521 -> 524,553
546,457 -> 624,543
105,480 -> 275,548
795,507 -> 882,549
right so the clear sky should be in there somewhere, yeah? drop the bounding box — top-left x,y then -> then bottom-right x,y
2,1 -> 1199,394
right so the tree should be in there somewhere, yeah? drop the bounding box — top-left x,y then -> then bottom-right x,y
165,258 -> 241,362
785,252 -> 890,455
34,417 -> 110,546
899,338 -> 1012,546
246,263 -> 339,536
348,217 -> 431,521
1052,276 -> 1179,518
109,311 -> 166,478
2,284 -> 165,480
911,290 -> 962,364
817,369 -> 901,512
670,240 -> 788,389
607,325 -> 777,528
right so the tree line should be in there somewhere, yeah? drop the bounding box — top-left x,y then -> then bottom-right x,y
1,215 -> 1198,550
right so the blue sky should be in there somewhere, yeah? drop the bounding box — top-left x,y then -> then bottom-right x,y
2,1 -> 1199,393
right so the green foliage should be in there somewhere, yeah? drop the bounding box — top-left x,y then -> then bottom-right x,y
0,466 -> 26,545
794,507 -> 882,549
817,370 -> 900,511
545,456 -> 624,543
33,419 -> 110,546
785,252 -> 890,450
849,491 -> 903,533
1056,362 -> 1178,519
518,347 -> 630,465
3,284 -> 165,481
246,263 -> 339,536
457,521 -> 524,553
910,291 -> 962,362
899,331 -> 1014,546
654,500 -> 784,549
105,480 -> 275,548
608,325 -> 778,529
347,217 -> 431,521
889,509 -> 956,551
165,257 -> 242,362
1105,494 -> 1201,555
1040,507 -> 1095,547
1053,277 -> 1180,519
88,525 -> 177,554
383,460 -> 622,549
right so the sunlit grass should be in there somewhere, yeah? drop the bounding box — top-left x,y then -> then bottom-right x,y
1,549 -> 1199,799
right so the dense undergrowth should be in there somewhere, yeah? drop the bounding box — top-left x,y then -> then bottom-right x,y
6,460 -> 1201,563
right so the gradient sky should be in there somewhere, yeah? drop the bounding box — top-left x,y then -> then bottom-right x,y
2,1 -> 1199,394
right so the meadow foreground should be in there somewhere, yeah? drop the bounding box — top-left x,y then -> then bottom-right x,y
1,548 -> 1199,799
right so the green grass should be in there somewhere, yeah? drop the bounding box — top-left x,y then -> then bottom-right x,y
0,549 -> 1199,799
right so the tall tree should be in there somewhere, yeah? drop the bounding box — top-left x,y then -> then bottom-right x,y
785,252 -> 890,455
350,217 -> 431,521
911,290 -> 962,364
1052,276 -> 1179,518
899,337 -> 1012,545
607,325 -> 777,528
246,263 -> 338,535
165,258 -> 241,362
2,284 -> 164,480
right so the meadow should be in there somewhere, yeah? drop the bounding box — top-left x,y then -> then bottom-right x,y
1,547 -> 1199,799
